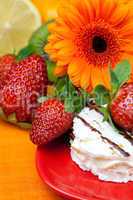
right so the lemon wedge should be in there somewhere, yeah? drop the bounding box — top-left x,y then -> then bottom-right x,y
0,0 -> 41,55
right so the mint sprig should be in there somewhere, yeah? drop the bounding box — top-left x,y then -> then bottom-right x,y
93,85 -> 110,106
46,60 -> 57,83
38,76 -> 90,113
56,77 -> 90,113
114,60 -> 131,86
110,67 -> 119,97
93,59 -> 131,127
110,60 -> 131,97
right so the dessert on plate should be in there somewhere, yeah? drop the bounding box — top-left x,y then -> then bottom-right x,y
71,83 -> 133,183
71,82 -> 133,183
71,106 -> 133,183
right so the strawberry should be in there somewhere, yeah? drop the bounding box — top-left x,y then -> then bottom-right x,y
30,99 -> 73,145
0,54 -> 48,123
110,83 -> 133,132
0,54 -> 16,89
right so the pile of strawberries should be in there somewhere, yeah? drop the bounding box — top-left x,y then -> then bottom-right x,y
0,54 -> 73,145
0,54 -> 132,146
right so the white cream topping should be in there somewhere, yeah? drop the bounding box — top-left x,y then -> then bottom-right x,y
71,107 -> 133,183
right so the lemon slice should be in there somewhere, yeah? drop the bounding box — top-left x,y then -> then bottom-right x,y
0,0 -> 41,55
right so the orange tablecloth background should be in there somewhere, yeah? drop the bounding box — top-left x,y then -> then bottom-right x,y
0,119 -> 62,200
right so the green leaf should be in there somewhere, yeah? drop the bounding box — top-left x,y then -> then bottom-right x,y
73,96 -> 85,113
29,20 -> 53,57
109,60 -> 131,97
38,96 -> 50,103
68,80 -> 77,96
99,106 -> 110,121
17,122 -> 32,130
8,113 -> 32,129
56,77 -> 67,91
93,85 -> 110,106
64,98 -> 75,113
0,108 -> 7,120
0,109 -> 31,129
7,113 -> 17,124
110,67 -> 119,96
46,60 -> 57,82
54,76 -> 91,113
55,76 -> 71,99
80,89 -> 90,98
16,45 -> 35,61
114,60 -> 131,86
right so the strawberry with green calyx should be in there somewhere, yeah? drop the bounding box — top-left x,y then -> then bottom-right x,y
110,83 -> 133,132
30,99 -> 73,145
0,54 -> 16,89
30,77 -> 91,145
0,54 -> 48,129
92,60 -> 133,132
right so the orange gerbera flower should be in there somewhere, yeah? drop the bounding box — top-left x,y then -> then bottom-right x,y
121,0 -> 131,3
45,0 -> 133,90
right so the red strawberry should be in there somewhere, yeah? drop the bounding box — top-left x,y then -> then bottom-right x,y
0,54 -> 16,89
0,54 -> 48,122
30,99 -> 73,145
110,83 -> 133,132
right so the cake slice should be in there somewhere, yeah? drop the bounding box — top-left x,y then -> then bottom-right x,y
71,107 -> 133,183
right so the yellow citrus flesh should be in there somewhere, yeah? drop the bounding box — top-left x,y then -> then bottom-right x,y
0,0 -> 41,55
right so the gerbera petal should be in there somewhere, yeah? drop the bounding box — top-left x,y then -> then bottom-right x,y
63,3 -> 85,26
101,0 -> 117,21
96,0 -> 103,20
45,44 -> 57,56
119,22 -> 133,38
80,63 -> 92,89
53,40 -> 73,50
91,67 -> 106,89
58,3 -> 83,28
57,59 -> 72,66
54,66 -> 68,77
109,5 -> 129,28
57,47 -> 75,58
79,0 -> 96,22
123,45 -> 133,55
48,23 -> 57,33
101,67 -> 111,90
54,26 -> 75,39
68,58 -> 85,87
89,0 -> 101,20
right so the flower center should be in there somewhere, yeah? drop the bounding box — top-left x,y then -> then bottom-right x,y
75,21 -> 122,66
92,36 -> 107,53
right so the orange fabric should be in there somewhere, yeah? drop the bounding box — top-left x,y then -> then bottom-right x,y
0,119 -> 62,200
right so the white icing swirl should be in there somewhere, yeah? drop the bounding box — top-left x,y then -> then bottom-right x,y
71,107 -> 133,183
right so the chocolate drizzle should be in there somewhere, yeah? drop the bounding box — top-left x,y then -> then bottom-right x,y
77,115 -> 130,157
119,131 -> 133,146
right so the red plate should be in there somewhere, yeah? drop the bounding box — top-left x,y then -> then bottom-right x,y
36,139 -> 133,200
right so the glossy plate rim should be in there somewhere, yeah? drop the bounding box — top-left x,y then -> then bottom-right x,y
36,140 -> 133,200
